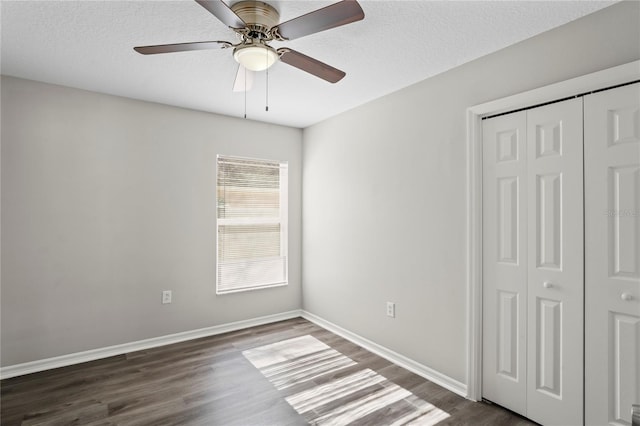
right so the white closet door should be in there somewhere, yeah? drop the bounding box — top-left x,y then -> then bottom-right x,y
585,83 -> 640,426
482,111 -> 528,416
526,97 -> 584,426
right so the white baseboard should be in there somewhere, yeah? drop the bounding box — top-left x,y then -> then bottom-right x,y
301,310 -> 468,398
0,309 -> 302,380
3,308 -> 469,400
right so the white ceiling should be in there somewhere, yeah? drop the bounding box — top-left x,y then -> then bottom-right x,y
1,0 -> 616,128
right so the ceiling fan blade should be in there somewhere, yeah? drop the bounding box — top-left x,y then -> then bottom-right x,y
194,0 -> 245,29
134,41 -> 232,55
273,0 -> 364,41
277,48 -> 346,83
233,65 -> 254,92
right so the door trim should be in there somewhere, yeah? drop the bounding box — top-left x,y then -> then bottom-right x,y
465,60 -> 640,401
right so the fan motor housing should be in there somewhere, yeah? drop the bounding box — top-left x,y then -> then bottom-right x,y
231,1 -> 280,33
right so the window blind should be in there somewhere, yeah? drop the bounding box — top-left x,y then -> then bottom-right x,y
216,155 -> 288,294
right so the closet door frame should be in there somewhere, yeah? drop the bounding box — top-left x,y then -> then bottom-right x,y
465,60 -> 640,402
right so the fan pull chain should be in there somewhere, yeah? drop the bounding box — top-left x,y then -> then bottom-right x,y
243,66 -> 247,119
265,50 -> 269,112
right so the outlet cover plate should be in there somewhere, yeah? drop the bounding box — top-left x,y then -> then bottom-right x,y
386,302 -> 395,318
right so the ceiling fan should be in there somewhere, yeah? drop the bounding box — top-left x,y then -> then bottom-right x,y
134,0 -> 365,91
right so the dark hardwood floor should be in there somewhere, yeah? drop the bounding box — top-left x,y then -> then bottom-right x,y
1,318 -> 535,425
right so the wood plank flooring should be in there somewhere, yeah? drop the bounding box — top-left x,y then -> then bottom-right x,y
1,318 -> 536,425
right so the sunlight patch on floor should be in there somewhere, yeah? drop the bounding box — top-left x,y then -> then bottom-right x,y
243,335 -> 450,425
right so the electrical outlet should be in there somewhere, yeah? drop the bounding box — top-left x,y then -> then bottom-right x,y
386,302 -> 395,318
162,290 -> 172,304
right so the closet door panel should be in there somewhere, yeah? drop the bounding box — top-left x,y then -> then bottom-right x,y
585,83 -> 640,426
482,111 -> 528,416
526,97 -> 584,426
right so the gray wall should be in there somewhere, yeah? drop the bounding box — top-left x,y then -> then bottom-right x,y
1,76 -> 302,366
302,1 -> 640,384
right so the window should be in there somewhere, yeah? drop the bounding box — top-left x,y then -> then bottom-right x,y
216,155 -> 288,294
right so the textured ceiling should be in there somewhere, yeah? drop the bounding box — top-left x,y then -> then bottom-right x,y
1,0 -> 616,128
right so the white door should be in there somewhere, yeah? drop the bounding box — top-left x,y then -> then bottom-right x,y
526,97 -> 584,426
482,98 -> 584,425
482,111 -> 528,416
585,82 -> 640,426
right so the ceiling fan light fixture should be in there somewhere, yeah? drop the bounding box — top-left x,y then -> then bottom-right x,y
233,45 -> 278,72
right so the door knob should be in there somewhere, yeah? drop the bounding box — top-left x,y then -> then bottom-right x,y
621,293 -> 633,301
543,281 -> 553,289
